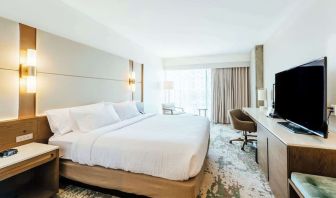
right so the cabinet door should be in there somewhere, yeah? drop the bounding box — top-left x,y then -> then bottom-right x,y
268,133 -> 288,198
257,124 -> 268,180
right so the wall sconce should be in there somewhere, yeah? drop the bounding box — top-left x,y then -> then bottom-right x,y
129,71 -> 136,92
20,49 -> 37,93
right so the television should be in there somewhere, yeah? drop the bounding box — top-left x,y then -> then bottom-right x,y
274,57 -> 328,138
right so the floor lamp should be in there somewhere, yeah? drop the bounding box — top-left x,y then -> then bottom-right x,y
164,81 -> 174,103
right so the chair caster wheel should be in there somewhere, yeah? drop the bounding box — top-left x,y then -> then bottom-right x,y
241,147 -> 245,151
229,141 -> 232,144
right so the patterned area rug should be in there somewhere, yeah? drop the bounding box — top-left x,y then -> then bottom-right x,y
57,124 -> 273,198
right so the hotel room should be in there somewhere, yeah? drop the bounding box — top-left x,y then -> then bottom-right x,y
0,0 -> 335,198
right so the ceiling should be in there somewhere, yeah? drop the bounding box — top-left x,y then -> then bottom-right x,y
60,0 -> 302,58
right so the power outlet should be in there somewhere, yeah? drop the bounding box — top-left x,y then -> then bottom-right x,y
16,133 -> 33,142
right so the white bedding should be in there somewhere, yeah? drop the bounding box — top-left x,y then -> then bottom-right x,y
52,113 -> 210,181
49,132 -> 82,159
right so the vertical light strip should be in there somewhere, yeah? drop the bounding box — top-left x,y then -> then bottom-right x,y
19,24 -> 36,119
141,64 -> 144,102
129,60 -> 134,101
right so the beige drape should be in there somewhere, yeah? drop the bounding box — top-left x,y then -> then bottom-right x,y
212,67 -> 250,124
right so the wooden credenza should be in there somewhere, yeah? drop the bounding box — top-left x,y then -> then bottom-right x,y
244,108 -> 336,198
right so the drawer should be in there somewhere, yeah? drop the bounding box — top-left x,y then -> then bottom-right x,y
0,150 -> 57,181
0,119 -> 37,151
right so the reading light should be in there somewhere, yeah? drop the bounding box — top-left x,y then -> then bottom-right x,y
129,71 -> 136,92
20,49 -> 37,93
258,88 -> 267,110
163,81 -> 174,90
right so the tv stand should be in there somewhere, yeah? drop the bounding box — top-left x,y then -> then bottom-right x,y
243,108 -> 336,198
278,121 -> 314,135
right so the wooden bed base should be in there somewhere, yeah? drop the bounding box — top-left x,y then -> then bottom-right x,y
0,116 -> 207,197
60,159 -> 206,198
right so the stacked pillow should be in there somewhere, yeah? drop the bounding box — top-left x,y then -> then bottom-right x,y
106,101 -> 140,120
46,101 -> 142,135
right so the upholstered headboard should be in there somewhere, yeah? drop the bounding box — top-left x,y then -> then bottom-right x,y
36,30 -> 136,114
0,17 -> 145,151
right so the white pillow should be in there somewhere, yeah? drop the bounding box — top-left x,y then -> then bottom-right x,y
70,103 -> 120,133
69,103 -> 104,132
46,108 -> 72,136
104,102 -> 122,121
112,101 -> 140,120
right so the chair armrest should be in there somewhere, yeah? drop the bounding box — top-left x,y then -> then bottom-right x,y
175,107 -> 184,112
162,108 -> 173,115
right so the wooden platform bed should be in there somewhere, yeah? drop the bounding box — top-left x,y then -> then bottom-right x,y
38,116 -> 207,198
60,159 -> 205,198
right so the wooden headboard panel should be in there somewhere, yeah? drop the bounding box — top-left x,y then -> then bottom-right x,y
0,116 -> 52,152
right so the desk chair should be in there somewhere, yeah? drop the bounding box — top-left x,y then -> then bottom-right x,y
229,109 -> 257,151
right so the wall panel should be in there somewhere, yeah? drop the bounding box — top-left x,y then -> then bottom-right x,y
0,17 -> 19,70
0,17 -> 19,120
37,31 -> 129,80
36,30 -> 132,114
37,73 -> 130,114
0,70 -> 19,120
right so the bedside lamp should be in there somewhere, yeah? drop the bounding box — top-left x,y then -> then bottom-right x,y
20,49 -> 37,93
258,89 -> 267,110
129,71 -> 136,92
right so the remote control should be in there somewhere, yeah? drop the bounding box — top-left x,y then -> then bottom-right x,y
0,148 -> 18,158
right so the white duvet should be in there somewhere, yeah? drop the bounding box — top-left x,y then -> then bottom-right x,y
71,113 -> 210,181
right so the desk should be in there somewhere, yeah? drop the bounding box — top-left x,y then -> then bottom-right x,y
244,108 -> 336,198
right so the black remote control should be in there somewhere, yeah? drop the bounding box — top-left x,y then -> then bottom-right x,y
0,148 -> 18,158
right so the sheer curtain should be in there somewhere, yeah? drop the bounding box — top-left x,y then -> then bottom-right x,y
212,67 -> 250,124
165,69 -> 211,115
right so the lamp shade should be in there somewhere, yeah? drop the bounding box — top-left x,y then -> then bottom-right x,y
26,49 -> 37,66
164,81 -> 174,90
258,89 -> 267,101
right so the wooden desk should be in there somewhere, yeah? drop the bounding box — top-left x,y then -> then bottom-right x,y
0,143 -> 59,198
244,108 -> 336,198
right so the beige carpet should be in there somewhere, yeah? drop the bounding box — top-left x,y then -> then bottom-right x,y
57,124 -> 273,198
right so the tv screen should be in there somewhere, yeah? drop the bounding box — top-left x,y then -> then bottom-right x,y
274,57 -> 328,138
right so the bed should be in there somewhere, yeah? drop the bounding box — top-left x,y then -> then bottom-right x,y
47,113 -> 210,197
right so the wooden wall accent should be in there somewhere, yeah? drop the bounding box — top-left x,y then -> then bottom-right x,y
128,60 -> 144,102
255,45 -> 264,107
0,116 -> 52,152
141,64 -> 144,102
19,24 -> 36,119
129,60 -> 134,101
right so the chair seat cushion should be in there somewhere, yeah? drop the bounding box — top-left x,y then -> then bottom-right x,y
171,111 -> 185,115
291,172 -> 336,198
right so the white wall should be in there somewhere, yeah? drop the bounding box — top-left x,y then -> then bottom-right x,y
0,17 -> 19,120
0,0 -> 163,113
264,0 -> 336,107
163,53 -> 250,70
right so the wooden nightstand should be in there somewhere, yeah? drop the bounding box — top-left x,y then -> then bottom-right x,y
0,143 -> 59,198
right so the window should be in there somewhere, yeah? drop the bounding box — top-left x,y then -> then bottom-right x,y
164,69 -> 211,116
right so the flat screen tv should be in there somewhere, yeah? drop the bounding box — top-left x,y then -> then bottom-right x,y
274,57 -> 328,138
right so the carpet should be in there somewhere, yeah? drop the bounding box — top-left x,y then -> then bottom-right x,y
57,124 -> 273,198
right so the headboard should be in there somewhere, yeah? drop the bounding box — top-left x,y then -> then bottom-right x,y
0,19 -> 145,151
36,30 -> 135,114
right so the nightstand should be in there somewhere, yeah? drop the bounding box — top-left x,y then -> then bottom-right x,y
0,143 -> 59,198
